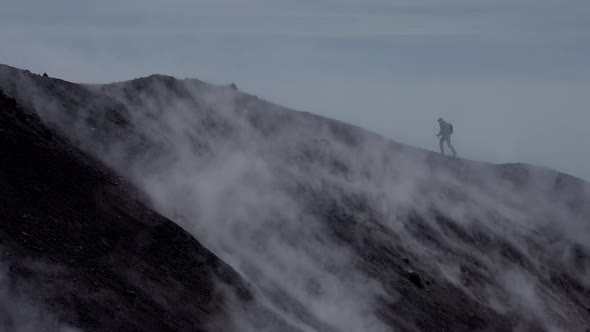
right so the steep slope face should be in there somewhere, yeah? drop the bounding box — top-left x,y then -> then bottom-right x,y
0,78 -> 296,331
2,64 -> 590,331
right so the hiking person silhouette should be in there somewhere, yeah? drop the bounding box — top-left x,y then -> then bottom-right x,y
437,118 -> 457,157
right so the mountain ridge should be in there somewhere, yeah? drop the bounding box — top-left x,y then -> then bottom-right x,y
1,63 -> 589,331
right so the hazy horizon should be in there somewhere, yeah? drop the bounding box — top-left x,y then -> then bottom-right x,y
2,0 -> 589,180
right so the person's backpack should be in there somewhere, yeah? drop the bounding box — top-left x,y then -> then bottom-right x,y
448,123 -> 454,134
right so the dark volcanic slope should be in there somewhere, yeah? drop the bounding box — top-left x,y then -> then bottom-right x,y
1,64 -> 590,332
0,82 -> 287,331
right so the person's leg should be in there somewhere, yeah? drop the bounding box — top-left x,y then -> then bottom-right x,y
446,136 -> 457,157
439,137 -> 445,155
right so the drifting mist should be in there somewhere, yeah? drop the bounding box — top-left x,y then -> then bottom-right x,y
2,66 -> 589,331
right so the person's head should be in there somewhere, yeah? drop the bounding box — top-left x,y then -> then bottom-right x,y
438,118 -> 444,123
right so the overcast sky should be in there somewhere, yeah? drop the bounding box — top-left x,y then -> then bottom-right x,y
1,0 -> 589,179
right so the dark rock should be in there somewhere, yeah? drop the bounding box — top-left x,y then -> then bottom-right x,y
408,271 -> 424,289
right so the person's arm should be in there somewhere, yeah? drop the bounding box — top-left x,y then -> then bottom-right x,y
436,123 -> 443,137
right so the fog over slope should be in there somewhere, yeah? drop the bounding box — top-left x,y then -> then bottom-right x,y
0,69 -> 301,332
1,64 -> 589,331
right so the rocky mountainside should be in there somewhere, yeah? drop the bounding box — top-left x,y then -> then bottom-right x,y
1,64 -> 589,331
